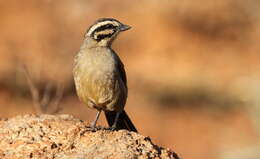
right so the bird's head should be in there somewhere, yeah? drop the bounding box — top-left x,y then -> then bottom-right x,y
85,18 -> 131,47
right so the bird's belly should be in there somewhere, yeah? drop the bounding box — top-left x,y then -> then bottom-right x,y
73,50 -> 126,111
74,66 -> 118,110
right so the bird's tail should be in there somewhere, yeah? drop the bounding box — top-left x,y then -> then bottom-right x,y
105,110 -> 138,132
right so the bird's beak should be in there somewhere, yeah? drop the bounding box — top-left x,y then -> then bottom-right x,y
120,24 -> 131,31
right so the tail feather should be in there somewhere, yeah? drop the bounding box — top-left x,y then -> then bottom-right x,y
105,110 -> 138,132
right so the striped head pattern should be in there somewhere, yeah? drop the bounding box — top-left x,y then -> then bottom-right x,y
86,18 -> 131,45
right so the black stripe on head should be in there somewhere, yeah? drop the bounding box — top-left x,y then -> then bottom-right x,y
96,33 -> 114,41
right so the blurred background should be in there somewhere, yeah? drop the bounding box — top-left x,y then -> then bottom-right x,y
1,0 -> 260,158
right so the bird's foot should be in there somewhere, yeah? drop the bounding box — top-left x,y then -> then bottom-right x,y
104,125 -> 117,131
89,122 -> 98,132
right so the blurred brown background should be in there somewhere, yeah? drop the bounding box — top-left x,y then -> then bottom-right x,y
1,0 -> 260,158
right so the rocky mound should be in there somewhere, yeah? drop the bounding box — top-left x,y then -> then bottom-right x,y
0,114 -> 179,159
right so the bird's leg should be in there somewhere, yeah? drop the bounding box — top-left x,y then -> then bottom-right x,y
91,110 -> 101,130
111,111 -> 122,130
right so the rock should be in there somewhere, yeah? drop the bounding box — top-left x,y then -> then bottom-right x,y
0,114 -> 179,159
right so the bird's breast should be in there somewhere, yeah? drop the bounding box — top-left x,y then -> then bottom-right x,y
73,49 -> 119,110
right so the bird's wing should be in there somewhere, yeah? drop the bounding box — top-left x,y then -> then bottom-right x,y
112,49 -> 127,88
117,59 -> 127,87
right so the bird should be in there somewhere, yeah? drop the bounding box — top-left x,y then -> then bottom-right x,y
73,18 -> 138,132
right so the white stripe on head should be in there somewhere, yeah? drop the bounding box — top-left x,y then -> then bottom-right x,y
95,29 -> 115,36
